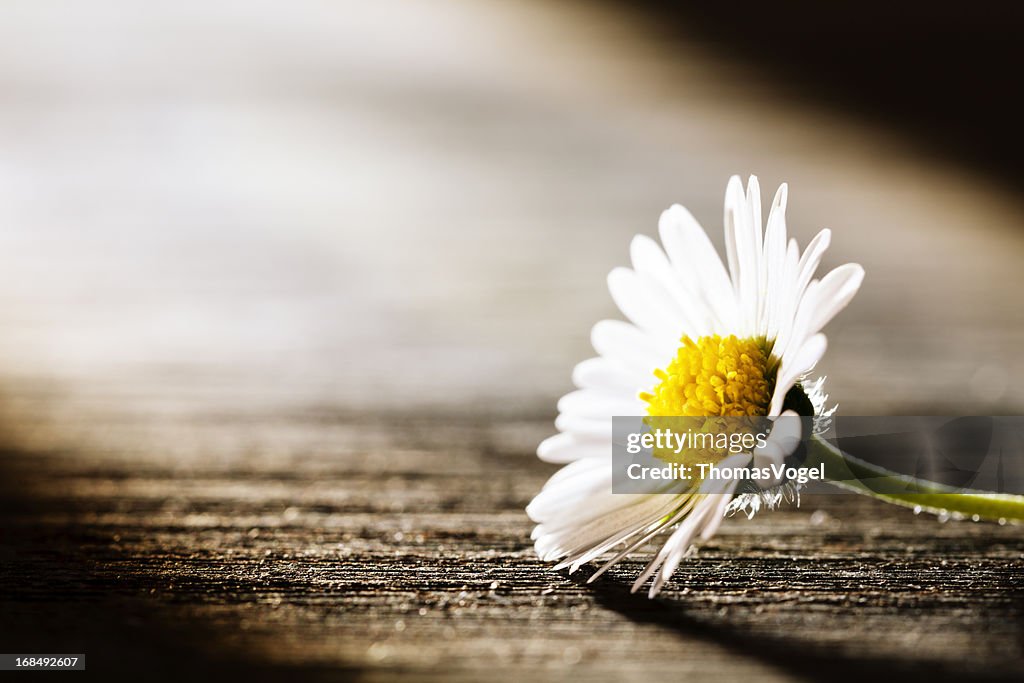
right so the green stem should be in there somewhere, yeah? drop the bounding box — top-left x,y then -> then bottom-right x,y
806,435 -> 1024,523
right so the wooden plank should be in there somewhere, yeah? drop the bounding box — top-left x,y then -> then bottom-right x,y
0,1 -> 1023,680
2,411 -> 1023,680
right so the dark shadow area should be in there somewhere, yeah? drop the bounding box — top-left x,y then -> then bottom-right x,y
568,567 -> 1024,683
0,447 -> 359,683
622,1 -> 1024,190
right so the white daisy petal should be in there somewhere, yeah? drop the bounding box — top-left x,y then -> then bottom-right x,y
723,174 -> 745,294
537,431 -> 605,464
586,493 -> 701,583
767,238 -> 802,349
572,357 -> 639,393
802,263 -> 866,335
794,229 -> 832,301
699,487 -> 740,541
557,389 -> 643,419
628,234 -> 673,288
771,333 -> 828,416
752,411 -> 802,486
727,176 -> 762,335
634,453 -> 749,596
746,175 -> 766,314
761,183 -> 789,333
536,492 -> 672,560
553,413 -> 611,439
538,454 -> 608,493
608,267 -> 690,343
776,259 -> 859,365
555,494 -> 686,572
658,204 -> 737,332
590,320 -> 667,378
529,476 -> 609,524
630,234 -> 705,336
635,499 -> 712,596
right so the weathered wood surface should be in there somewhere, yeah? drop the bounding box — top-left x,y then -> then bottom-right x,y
2,410 -> 1023,681
1,1 -> 1023,680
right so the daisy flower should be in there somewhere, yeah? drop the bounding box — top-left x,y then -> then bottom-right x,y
527,175 -> 865,597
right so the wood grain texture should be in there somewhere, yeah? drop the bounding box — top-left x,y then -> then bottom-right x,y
2,409 -> 1023,681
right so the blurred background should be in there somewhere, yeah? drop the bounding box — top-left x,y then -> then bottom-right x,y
1,1 -> 1023,680
1,0 -> 1023,429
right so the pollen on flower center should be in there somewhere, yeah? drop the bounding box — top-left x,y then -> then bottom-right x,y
640,335 -> 773,417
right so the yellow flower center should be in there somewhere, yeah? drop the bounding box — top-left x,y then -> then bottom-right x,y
640,335 -> 773,417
